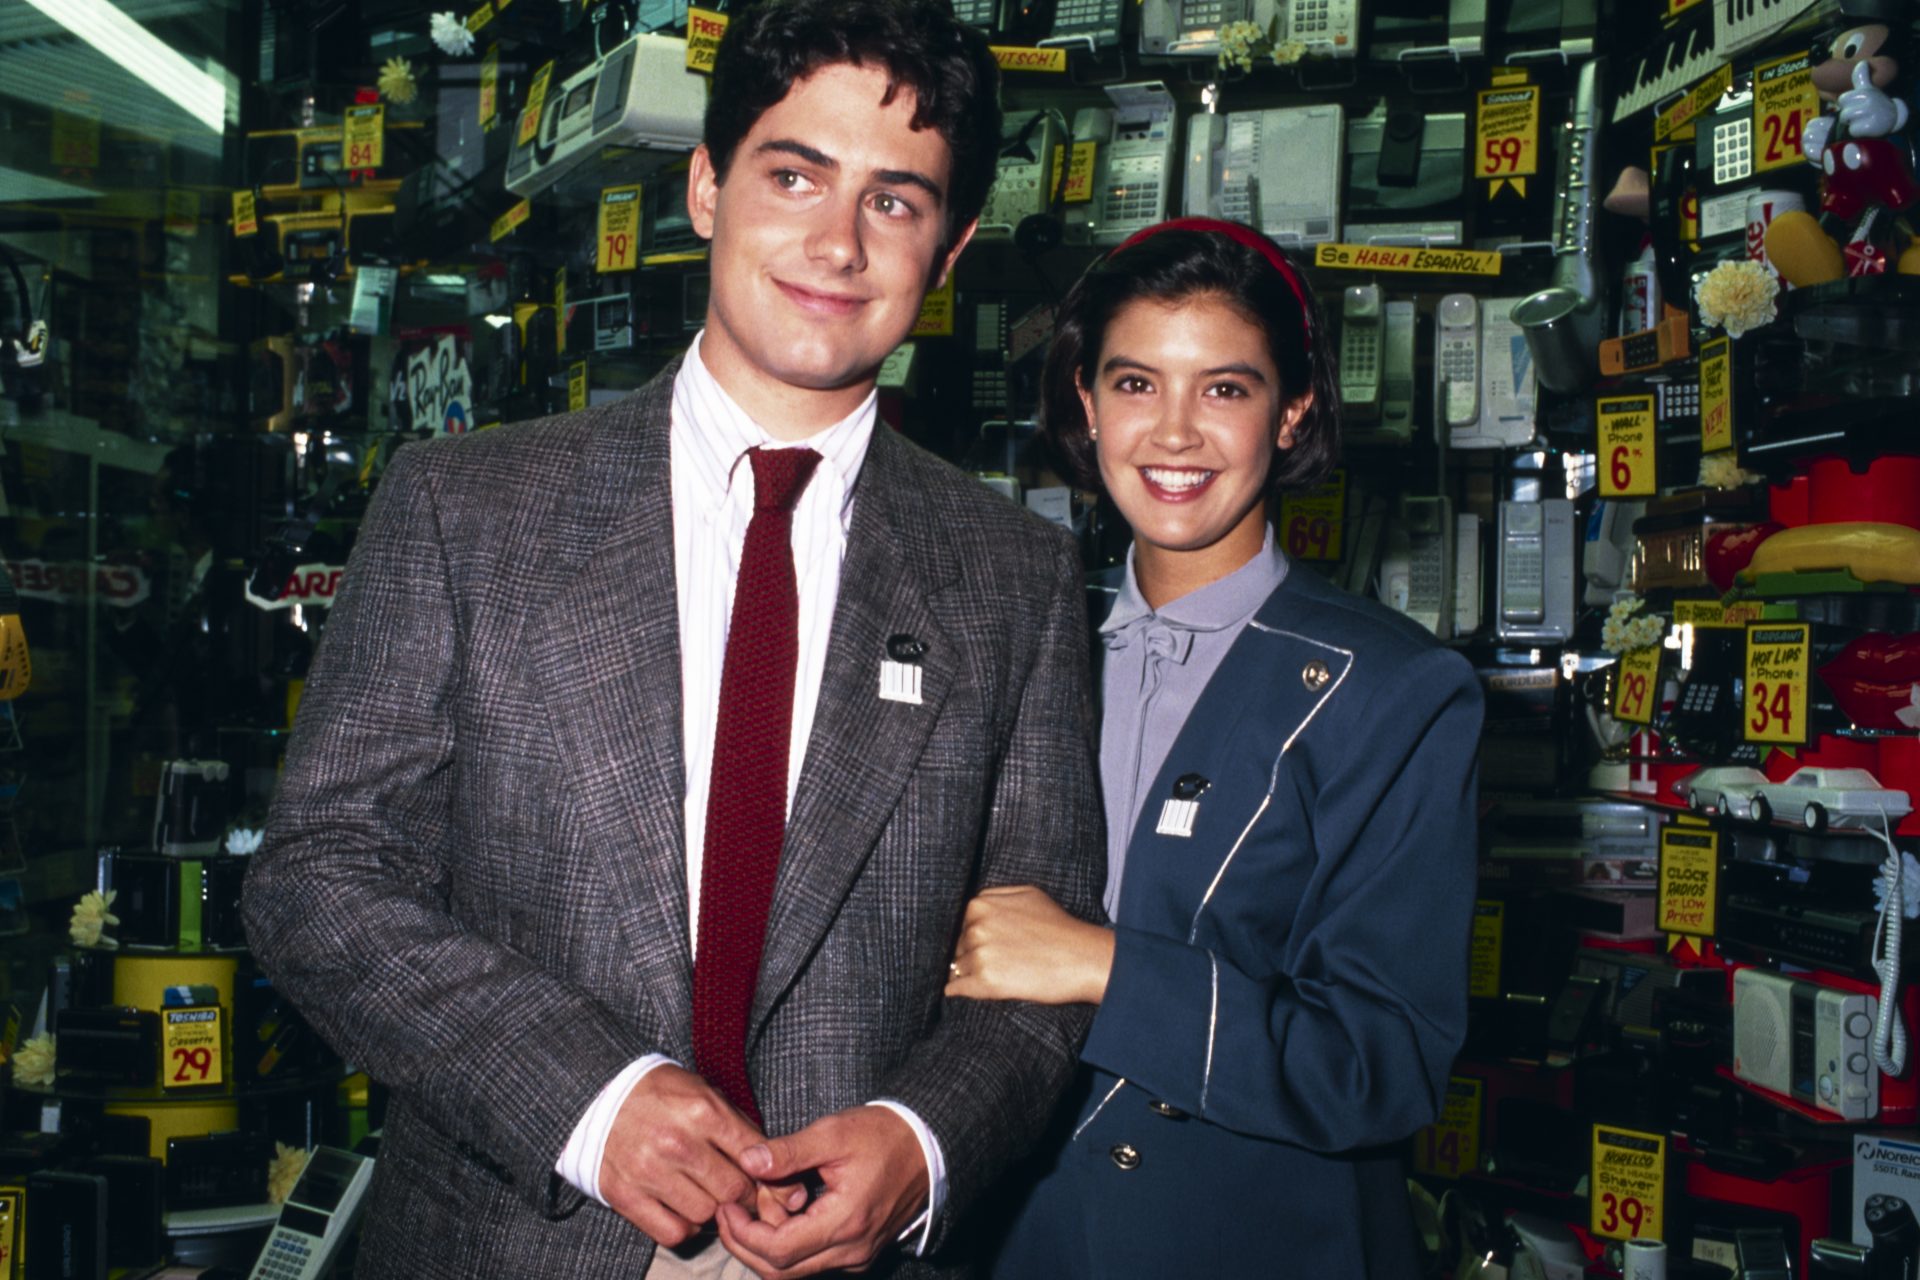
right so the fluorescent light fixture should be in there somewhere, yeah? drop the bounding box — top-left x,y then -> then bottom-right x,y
0,164 -> 99,203
21,0 -> 226,132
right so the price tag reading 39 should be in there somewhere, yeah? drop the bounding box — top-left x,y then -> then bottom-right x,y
162,1007 -> 225,1089
1755,51 -> 1818,174
1413,1076 -> 1483,1179
1592,1125 -> 1666,1242
1597,395 -> 1657,497
597,185 -> 642,273
1612,645 -> 1662,725
1476,86 -> 1540,197
343,104 -> 385,170
1745,623 -> 1810,744
1278,469 -> 1345,562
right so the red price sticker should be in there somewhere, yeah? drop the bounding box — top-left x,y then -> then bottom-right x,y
1744,623 -> 1810,745
343,103 -> 385,170
1278,469 -> 1346,563
1592,1125 -> 1666,1242
1475,86 -> 1539,195
1611,644 -> 1662,726
597,184 -> 643,273
1597,395 -> 1657,497
1755,51 -> 1817,174
1657,826 -> 1719,936
1699,335 -> 1732,452
1413,1077 -> 1483,1179
162,1007 -> 225,1089
518,61 -> 555,147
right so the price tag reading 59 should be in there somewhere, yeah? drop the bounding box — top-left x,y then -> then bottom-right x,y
162,1007 -> 225,1089
1476,87 -> 1540,190
1591,1125 -> 1665,1242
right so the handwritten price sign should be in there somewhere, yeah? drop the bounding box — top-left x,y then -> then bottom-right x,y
1699,336 -> 1732,452
1745,623 -> 1810,745
1413,1077 -> 1483,1179
1597,395 -> 1657,497
1658,826 -> 1719,935
1475,87 -> 1539,195
1278,469 -> 1346,562
1051,141 -> 1098,204
343,104 -> 385,170
1592,1125 -> 1666,1242
687,9 -> 729,73
1612,645 -> 1662,726
162,1007 -> 225,1089
1755,51 -> 1817,174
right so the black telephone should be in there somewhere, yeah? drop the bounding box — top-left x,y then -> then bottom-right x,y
1660,628 -> 1746,760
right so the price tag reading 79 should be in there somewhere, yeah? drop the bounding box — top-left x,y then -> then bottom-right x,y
597,185 -> 642,273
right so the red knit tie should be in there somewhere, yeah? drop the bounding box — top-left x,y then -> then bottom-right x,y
693,445 -> 822,1127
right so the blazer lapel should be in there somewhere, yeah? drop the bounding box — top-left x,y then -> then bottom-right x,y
527,369 -> 696,1059
750,428 -> 959,1038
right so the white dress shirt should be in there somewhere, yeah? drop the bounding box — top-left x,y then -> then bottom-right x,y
555,334 -> 946,1253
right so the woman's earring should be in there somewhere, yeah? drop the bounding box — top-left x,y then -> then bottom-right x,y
1090,427 -> 1100,441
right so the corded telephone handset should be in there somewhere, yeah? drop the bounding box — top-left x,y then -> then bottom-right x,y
1184,105 -> 1345,244
978,110 -> 1065,240
1377,496 -> 1455,638
1435,292 -> 1479,428
1349,298 -> 1414,446
1495,499 -> 1575,643
1339,284 -> 1382,421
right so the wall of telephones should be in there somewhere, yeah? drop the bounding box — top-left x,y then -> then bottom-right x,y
3,0 -> 1920,1272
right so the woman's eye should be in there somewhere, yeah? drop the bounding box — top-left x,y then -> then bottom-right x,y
1114,375 -> 1151,394
1207,381 -> 1249,399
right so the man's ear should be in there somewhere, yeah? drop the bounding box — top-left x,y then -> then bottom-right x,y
688,143 -> 720,241
930,217 -> 979,290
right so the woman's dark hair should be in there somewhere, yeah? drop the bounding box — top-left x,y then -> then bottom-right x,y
704,0 -> 1003,243
1040,226 -> 1341,501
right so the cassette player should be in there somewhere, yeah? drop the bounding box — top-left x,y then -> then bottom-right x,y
505,33 -> 707,200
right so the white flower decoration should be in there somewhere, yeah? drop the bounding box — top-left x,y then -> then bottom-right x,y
69,889 -> 120,950
1601,594 -> 1667,655
269,1143 -> 310,1204
430,12 -> 476,57
13,1032 -> 54,1088
1270,39 -> 1309,65
1694,259 -> 1779,339
379,57 -> 419,105
227,827 -> 264,855
1217,20 -> 1265,72
1698,450 -> 1758,490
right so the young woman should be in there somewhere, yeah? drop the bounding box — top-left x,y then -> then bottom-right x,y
948,219 -> 1484,1277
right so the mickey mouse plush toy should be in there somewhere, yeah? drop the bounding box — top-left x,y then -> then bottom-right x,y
1764,0 -> 1920,283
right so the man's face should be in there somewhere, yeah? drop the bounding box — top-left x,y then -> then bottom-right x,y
689,62 -> 976,431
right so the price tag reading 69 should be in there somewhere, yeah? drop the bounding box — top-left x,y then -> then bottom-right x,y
162,1007 -> 225,1089
1591,1125 -> 1666,1242
1278,469 -> 1346,562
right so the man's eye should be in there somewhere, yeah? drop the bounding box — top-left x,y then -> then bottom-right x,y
870,191 -> 914,218
774,170 -> 813,193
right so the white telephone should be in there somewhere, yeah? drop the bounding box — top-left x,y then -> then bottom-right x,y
1435,292 -> 1480,428
1378,495 -> 1455,637
977,111 -> 1064,239
1339,284 -> 1382,421
1089,84 -> 1180,245
1281,0 -> 1362,57
1349,298 -> 1414,446
1184,105 -> 1344,244
1496,499 -> 1576,643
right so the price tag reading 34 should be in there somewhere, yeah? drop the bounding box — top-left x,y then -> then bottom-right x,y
1592,1125 -> 1666,1241
162,1007 -> 225,1089
343,104 -> 385,170
1745,623 -> 1810,744
1475,86 -> 1539,196
597,185 -> 642,273
1755,51 -> 1818,174
1612,645 -> 1662,725
1278,469 -> 1345,562
1597,395 -> 1657,497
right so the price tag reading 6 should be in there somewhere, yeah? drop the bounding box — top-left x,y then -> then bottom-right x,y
1591,1125 -> 1666,1242
1744,623 -> 1810,744
1597,395 -> 1657,497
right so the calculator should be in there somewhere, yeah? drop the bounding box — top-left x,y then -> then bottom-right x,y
246,1147 -> 375,1280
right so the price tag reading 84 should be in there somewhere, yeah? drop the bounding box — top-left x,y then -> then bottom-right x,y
1278,469 -> 1345,562
1413,1076 -> 1483,1179
343,104 -> 385,171
597,185 -> 642,273
1745,623 -> 1810,745
1591,1125 -> 1666,1242
1597,395 -> 1657,497
162,1007 -> 225,1089
1611,645 -> 1662,726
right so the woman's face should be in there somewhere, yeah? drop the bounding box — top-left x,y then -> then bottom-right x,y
1079,293 -> 1302,570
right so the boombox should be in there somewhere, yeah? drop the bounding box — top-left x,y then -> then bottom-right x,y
504,33 -> 707,200
1734,968 -> 1880,1121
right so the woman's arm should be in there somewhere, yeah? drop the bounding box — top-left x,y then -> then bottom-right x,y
946,885 -> 1116,1005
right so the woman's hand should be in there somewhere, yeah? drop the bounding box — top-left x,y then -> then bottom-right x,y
946,885 -> 1115,1006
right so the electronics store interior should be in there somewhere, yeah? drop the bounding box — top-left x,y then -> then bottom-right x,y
10,0 -> 1920,1274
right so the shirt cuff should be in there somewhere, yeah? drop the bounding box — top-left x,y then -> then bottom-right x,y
869,1099 -> 946,1256
554,1054 -> 677,1204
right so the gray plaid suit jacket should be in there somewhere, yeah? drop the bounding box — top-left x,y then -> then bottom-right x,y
242,362 -> 1105,1278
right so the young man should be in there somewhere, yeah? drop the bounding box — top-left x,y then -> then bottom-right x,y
241,2 -> 1104,1278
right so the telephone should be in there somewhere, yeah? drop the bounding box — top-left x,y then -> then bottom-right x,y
1435,292 -> 1479,428
1368,0 -> 1485,64
1454,512 -> 1484,638
1378,495 -> 1455,637
1185,105 -> 1345,244
1338,284 -> 1382,421
1089,84 -> 1180,245
1281,0 -> 1361,57
1695,84 -> 1757,192
1342,106 -> 1467,248
1580,500 -> 1644,605
1042,0 -> 1129,48
1662,626 -> 1745,759
949,0 -> 1007,31
1349,299 -> 1414,446
970,300 -> 1010,414
978,110 -> 1064,240
1141,0 -> 1281,57
1496,499 -> 1576,643
246,1146 -> 374,1280
1451,296 -> 1538,450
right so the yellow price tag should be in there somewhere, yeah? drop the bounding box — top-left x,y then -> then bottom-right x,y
597,185 -> 643,273
554,266 -> 569,355
1597,395 -> 1657,497
1469,900 -> 1503,999
911,278 -> 955,337
1413,1077 -> 1484,1179
1745,623 -> 1810,745
1278,469 -> 1346,562
1755,51 -> 1818,174
1312,243 -> 1503,277
1656,65 -> 1732,143
688,9 -> 729,73
990,45 -> 1069,73
518,61 -> 555,147
1476,86 -> 1540,197
1052,140 -> 1098,204
490,198 -> 531,242
51,106 -> 101,169
1658,826 -> 1719,935
1612,645 -> 1662,726
1673,599 -> 1763,629
466,3 -> 494,33
1592,1126 -> 1666,1243
568,361 -> 588,411
480,44 -> 500,128
232,190 -> 259,238
1490,66 -> 1529,87
162,1007 -> 225,1089
344,103 -> 385,170
1699,335 -> 1732,452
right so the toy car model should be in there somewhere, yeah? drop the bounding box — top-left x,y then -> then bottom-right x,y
1674,765 -> 1770,816
1747,767 -> 1914,832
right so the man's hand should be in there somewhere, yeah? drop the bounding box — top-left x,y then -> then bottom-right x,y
946,884 -> 1115,1006
714,1105 -> 928,1278
599,1064 -> 780,1246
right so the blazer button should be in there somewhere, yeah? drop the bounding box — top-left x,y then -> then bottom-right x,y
1147,1099 -> 1186,1119
1109,1142 -> 1142,1171
1302,659 -> 1332,691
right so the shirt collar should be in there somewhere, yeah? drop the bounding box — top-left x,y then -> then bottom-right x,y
671,330 -> 877,520
1099,525 -> 1289,642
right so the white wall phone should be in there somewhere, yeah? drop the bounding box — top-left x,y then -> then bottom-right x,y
1348,298 -> 1414,446
1377,495 -> 1455,637
1496,498 -> 1576,643
1282,0 -> 1362,57
1141,0 -> 1281,56
1339,284 -> 1382,421
1435,292 -> 1479,428
977,110 -> 1063,239
1089,84 -> 1179,245
1183,105 -> 1344,244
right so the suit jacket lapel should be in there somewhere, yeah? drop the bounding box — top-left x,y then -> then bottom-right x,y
750,427 -> 959,1038
527,367 -> 696,1060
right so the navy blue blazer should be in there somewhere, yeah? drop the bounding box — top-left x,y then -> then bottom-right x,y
988,566 -> 1483,1278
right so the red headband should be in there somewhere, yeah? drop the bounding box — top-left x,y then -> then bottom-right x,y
1112,217 -> 1314,352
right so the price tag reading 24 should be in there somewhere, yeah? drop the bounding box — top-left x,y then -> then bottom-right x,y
1612,645 -> 1662,725
1592,1126 -> 1665,1241
597,185 -> 642,273
1745,623 -> 1810,744
1755,51 -> 1818,174
1278,469 -> 1345,562
1475,86 -> 1540,196
1597,395 -> 1657,497
162,1007 -> 225,1089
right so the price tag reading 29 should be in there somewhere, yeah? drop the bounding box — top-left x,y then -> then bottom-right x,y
162,1007 -> 225,1089
1612,644 -> 1662,726
1278,469 -> 1345,562
1591,1125 -> 1666,1242
1745,623 -> 1810,744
